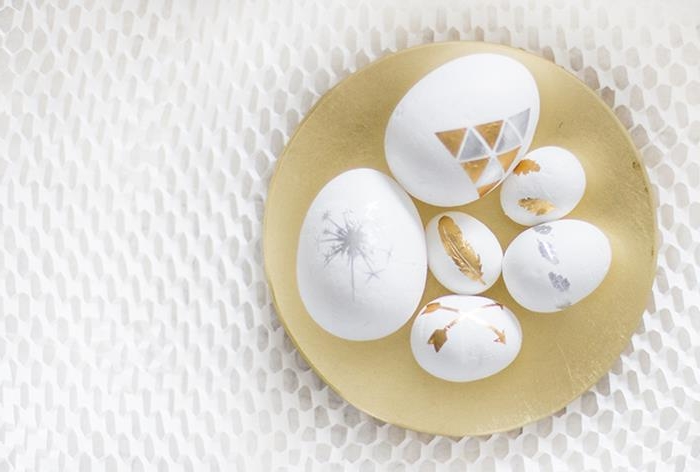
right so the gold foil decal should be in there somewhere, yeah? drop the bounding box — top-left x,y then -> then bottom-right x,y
438,216 -> 485,284
426,302 -> 506,352
491,327 -> 506,344
513,158 -> 541,175
427,329 -> 449,351
421,302 -> 444,315
497,147 -> 520,172
461,158 -> 489,183
475,120 -> 503,148
477,181 -> 499,198
518,197 -> 556,215
435,128 -> 467,157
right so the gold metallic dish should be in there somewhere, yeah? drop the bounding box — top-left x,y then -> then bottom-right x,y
263,42 -> 656,436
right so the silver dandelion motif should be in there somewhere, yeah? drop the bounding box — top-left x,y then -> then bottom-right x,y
548,272 -> 570,292
537,239 -> 559,265
318,210 -> 389,298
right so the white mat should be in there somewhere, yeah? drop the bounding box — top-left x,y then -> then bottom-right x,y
0,0 -> 698,470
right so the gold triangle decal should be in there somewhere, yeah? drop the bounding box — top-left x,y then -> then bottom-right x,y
497,147 -> 520,172
475,120 -> 504,149
435,128 -> 467,157
477,180 -> 500,198
461,158 -> 489,183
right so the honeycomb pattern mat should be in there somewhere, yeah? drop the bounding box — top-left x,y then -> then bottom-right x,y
0,0 -> 698,470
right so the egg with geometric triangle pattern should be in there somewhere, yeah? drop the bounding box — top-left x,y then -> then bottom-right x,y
385,53 -> 540,206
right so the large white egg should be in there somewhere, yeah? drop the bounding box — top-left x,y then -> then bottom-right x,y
410,295 -> 522,382
500,146 -> 587,226
385,53 -> 540,207
296,168 -> 427,341
502,220 -> 611,313
425,212 -> 502,294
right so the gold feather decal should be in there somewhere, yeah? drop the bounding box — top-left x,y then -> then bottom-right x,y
518,197 -> 555,216
438,216 -> 485,285
513,159 -> 541,175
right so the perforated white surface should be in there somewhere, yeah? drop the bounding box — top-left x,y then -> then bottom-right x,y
0,1 -> 698,470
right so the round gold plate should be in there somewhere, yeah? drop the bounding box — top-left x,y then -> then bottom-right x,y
263,42 -> 656,436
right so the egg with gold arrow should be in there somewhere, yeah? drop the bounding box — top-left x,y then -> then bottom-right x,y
410,295 -> 522,382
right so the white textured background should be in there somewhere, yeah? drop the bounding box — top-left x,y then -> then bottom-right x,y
0,0 -> 698,470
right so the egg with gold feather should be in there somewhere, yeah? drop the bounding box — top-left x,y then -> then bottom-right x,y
425,212 -> 503,295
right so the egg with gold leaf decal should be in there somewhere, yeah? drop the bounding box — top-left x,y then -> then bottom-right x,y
297,168 -> 427,341
410,295 -> 522,382
425,211 -> 502,294
385,53 -> 540,207
502,219 -> 612,313
500,146 -> 587,226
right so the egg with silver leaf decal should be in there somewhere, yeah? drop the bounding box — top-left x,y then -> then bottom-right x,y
502,219 -> 612,313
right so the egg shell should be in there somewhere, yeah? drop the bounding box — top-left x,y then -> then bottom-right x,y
500,146 -> 587,226
502,219 -> 611,313
426,212 -> 502,294
410,295 -> 522,382
385,53 -> 540,207
296,168 -> 427,341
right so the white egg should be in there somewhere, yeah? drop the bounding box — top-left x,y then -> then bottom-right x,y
410,295 -> 522,382
385,53 -> 540,207
500,146 -> 586,226
502,220 -> 611,313
296,168 -> 427,341
425,212 -> 502,294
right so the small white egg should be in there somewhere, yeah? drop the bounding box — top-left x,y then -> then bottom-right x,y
385,53 -> 540,206
500,146 -> 586,226
425,212 -> 502,294
410,295 -> 522,382
502,219 -> 611,313
297,168 -> 427,341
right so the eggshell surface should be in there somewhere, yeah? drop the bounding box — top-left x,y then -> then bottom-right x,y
426,212 -> 502,294
500,146 -> 586,226
410,295 -> 522,382
385,53 -> 540,206
502,219 -> 611,313
296,168 -> 427,341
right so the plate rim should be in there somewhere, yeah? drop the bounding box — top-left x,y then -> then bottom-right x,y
262,40 -> 658,436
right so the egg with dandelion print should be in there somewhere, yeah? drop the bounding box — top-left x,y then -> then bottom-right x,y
296,168 -> 427,341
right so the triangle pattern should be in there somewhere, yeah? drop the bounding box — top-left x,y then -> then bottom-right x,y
458,128 -> 489,161
477,180 -> 501,198
496,122 -> 522,153
461,158 -> 489,183
498,147 -> 521,172
435,128 -> 467,157
476,158 -> 505,188
475,120 -> 504,149
509,109 -> 530,137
